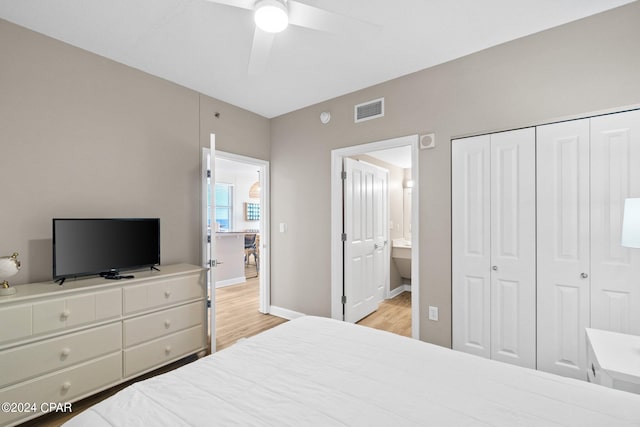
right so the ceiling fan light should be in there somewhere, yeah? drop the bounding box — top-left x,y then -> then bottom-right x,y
254,0 -> 288,33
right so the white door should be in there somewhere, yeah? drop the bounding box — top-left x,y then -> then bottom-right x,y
343,157 -> 388,323
202,144 -> 216,354
452,129 -> 536,368
591,109 -> 640,335
489,128 -> 536,368
452,135 -> 492,359
536,119 -> 591,379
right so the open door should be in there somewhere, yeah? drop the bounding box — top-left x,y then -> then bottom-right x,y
202,139 -> 216,354
343,157 -> 388,323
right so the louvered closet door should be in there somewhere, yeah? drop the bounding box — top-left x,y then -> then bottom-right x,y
490,128 -> 536,368
452,135 -> 491,359
537,119 -> 590,379
591,109 -> 640,335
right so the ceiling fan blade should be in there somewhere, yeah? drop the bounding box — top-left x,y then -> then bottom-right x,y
247,28 -> 275,75
288,1 -> 381,38
205,0 -> 254,11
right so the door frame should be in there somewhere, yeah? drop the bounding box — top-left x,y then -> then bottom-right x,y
215,150 -> 271,315
330,134 -> 420,339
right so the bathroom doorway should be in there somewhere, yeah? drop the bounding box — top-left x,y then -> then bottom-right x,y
330,135 -> 419,339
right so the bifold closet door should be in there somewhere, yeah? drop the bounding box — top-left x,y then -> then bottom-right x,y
489,129 -> 536,368
591,109 -> 640,335
452,128 -> 536,368
537,119 -> 590,379
452,135 -> 491,359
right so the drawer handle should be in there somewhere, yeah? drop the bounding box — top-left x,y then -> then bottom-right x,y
592,363 -> 596,377
164,290 -> 171,298
61,381 -> 71,392
61,347 -> 71,358
61,309 -> 71,320
165,345 -> 172,354
164,319 -> 171,329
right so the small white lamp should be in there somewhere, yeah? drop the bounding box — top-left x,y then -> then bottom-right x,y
621,198 -> 640,248
0,252 -> 21,296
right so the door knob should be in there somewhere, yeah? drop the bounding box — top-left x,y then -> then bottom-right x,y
581,272 -> 588,279
492,266 -> 498,271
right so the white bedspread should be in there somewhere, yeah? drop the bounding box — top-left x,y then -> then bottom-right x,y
64,316 -> 640,426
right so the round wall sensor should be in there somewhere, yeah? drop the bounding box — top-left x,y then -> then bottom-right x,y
320,111 -> 331,124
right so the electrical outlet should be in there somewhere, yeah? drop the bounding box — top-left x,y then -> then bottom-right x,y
428,306 -> 439,321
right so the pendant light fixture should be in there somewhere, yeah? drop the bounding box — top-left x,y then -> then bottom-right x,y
249,171 -> 261,199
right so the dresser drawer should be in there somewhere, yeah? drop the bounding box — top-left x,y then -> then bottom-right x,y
123,273 -> 203,314
32,288 -> 122,334
124,325 -> 204,378
0,304 -> 32,344
124,301 -> 203,347
0,352 -> 121,426
0,323 -> 121,387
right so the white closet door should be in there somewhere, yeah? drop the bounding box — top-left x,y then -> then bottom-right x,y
489,128 -> 536,368
452,135 -> 491,358
537,119 -> 590,379
591,109 -> 640,335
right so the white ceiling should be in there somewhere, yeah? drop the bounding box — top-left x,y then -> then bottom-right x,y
0,0 -> 634,118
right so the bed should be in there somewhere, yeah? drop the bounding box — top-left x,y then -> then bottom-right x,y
64,316 -> 640,426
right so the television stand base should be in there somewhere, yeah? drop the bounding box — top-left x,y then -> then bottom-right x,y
100,272 -> 134,280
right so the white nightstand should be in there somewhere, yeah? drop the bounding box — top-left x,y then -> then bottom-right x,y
586,328 -> 640,394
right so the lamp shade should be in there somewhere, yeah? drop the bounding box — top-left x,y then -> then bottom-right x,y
249,181 -> 261,199
621,198 -> 640,248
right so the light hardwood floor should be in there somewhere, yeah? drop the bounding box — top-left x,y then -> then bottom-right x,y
357,290 -> 412,337
22,275 -> 410,426
214,276 -> 287,351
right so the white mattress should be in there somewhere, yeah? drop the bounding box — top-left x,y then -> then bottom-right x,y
64,316 -> 640,426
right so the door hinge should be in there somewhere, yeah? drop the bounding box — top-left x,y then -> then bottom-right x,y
341,295 -> 347,304
341,233 -> 347,242
341,171 -> 347,180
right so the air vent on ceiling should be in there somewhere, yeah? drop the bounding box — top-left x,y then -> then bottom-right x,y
354,98 -> 384,123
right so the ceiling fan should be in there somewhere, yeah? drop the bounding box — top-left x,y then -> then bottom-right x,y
207,0 -> 379,74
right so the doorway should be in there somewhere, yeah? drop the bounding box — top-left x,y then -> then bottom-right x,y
202,144 -> 270,353
331,135 -> 420,339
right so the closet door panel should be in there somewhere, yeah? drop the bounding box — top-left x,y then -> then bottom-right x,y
490,128 -> 536,368
591,109 -> 640,335
537,119 -> 590,379
452,135 -> 491,358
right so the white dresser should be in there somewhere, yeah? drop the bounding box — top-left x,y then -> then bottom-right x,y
586,328 -> 640,394
0,264 -> 207,426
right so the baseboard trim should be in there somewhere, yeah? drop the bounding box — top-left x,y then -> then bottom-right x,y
388,284 -> 412,299
269,305 -> 305,320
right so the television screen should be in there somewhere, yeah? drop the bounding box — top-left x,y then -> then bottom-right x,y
53,218 -> 160,281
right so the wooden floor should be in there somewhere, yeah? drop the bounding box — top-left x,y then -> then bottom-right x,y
214,276 -> 287,351
22,273 -> 410,426
357,290 -> 412,337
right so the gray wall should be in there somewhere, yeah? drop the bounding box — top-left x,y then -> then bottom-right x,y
0,19 -> 269,285
269,2 -> 640,347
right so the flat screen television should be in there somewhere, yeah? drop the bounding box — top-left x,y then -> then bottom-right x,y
53,218 -> 160,284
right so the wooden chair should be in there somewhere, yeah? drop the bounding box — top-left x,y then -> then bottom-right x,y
244,233 -> 259,273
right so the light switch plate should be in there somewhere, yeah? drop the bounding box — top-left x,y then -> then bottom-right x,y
428,306 -> 439,321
